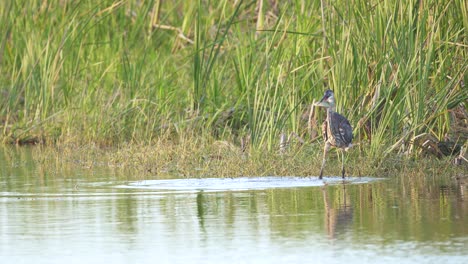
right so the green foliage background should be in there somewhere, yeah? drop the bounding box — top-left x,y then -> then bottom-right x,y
0,0 -> 466,159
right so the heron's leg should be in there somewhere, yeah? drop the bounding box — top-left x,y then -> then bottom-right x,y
319,142 -> 331,179
341,150 -> 345,178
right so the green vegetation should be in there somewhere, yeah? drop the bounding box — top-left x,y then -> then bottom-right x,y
13,141 -> 462,179
0,0 -> 466,171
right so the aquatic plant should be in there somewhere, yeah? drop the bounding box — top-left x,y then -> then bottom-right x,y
0,0 -> 466,165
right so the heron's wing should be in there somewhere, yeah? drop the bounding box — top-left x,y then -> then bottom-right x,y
329,112 -> 353,146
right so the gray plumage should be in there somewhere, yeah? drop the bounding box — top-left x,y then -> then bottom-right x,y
315,90 -> 353,179
322,110 -> 353,149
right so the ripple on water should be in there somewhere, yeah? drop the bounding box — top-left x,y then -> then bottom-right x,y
114,176 -> 384,193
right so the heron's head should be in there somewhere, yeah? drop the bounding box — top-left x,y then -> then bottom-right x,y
314,89 -> 335,108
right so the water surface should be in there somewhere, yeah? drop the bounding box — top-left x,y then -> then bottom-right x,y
0,147 -> 467,263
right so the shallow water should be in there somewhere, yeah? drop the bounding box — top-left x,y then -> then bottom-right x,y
0,147 -> 467,264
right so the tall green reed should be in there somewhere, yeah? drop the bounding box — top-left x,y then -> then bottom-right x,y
0,0 -> 465,164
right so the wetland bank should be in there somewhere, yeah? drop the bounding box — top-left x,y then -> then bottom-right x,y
0,146 -> 467,264
0,0 -> 467,263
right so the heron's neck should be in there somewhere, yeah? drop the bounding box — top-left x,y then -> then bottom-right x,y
326,103 -> 336,113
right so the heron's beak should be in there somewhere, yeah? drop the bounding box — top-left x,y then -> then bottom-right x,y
314,95 -> 330,107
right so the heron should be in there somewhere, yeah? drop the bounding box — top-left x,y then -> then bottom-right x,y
314,90 -> 353,179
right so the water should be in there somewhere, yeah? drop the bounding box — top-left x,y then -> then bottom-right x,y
1,147 -> 467,263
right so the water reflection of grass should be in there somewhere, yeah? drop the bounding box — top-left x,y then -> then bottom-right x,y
190,180 -> 467,244
1,145 -> 466,256
28,142 -> 468,242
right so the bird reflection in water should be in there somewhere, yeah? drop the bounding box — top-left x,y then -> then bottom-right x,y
322,183 -> 354,239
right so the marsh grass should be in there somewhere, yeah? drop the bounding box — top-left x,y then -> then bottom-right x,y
0,0 -> 467,171
21,141 -> 465,180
